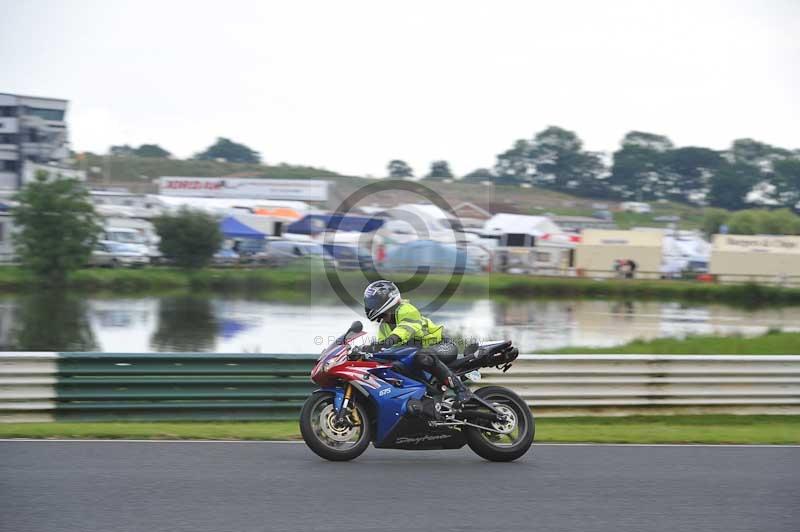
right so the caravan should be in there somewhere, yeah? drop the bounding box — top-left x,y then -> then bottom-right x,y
481,214 -> 573,274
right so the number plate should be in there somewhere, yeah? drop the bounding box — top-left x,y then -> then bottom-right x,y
465,370 -> 482,382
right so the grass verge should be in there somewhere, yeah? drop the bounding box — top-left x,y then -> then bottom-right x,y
1,266 -> 799,307
540,329 -> 800,355
1,415 -> 797,444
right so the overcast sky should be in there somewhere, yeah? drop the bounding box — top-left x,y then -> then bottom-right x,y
2,0 -> 798,177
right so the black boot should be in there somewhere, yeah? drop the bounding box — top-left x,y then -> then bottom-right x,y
447,375 -> 473,408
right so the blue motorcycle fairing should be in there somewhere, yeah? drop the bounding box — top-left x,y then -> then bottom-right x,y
371,345 -> 419,370
318,363 -> 429,446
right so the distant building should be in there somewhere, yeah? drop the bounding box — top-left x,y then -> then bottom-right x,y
576,229 -> 663,279
0,93 -> 80,190
710,234 -> 800,285
0,212 -> 16,263
482,213 -> 574,273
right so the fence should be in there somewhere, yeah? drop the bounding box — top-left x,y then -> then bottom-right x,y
1,353 -> 799,421
497,267 -> 800,287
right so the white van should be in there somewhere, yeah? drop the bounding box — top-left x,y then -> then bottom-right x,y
101,227 -> 156,261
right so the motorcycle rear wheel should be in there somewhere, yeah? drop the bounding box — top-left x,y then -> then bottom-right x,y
464,386 -> 534,462
300,391 -> 371,461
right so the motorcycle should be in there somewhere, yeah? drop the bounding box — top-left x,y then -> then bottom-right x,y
300,321 -> 534,462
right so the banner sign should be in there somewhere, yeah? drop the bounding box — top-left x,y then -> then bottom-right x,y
714,235 -> 800,254
158,177 -> 328,201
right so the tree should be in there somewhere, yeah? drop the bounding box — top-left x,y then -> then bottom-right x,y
387,159 -> 414,178
12,172 -> 101,284
425,160 -> 453,180
729,138 -> 790,168
153,208 -> 223,269
609,131 -> 674,200
494,139 -> 534,184
663,147 -> 723,203
771,158 -> 800,210
621,131 -> 674,152
109,144 -> 135,156
707,163 -> 759,210
494,126 -> 606,194
462,168 -> 494,182
527,127 -> 605,191
134,144 -> 171,158
195,137 -> 261,164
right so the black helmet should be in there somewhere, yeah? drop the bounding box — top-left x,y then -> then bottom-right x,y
364,280 -> 401,321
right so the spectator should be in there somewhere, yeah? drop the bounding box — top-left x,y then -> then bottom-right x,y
626,259 -> 637,279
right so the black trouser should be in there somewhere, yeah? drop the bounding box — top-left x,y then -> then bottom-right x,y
413,342 -> 465,391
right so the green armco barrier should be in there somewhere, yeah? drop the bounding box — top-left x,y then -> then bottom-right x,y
6,353 -> 798,422
53,353 -> 318,421
54,400 -> 308,421
58,353 -> 316,376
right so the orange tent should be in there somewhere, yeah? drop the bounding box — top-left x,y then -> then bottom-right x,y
253,207 -> 302,220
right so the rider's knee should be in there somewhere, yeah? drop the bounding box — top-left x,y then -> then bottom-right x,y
415,353 -> 436,369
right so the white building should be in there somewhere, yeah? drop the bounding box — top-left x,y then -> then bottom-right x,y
151,194 -> 309,219
0,93 -> 78,190
482,213 -> 562,243
620,201 -> 652,214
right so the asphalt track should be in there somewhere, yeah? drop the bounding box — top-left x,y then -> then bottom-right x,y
1,441 -> 798,532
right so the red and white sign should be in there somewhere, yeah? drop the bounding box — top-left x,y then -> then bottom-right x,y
541,233 -> 582,245
158,177 -> 328,201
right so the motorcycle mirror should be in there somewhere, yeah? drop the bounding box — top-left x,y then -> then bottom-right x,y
348,321 -> 363,334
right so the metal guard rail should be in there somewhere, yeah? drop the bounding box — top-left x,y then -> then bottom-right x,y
1,353 -> 799,421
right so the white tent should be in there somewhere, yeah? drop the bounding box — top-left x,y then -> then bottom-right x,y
374,203 -> 460,244
482,214 -> 562,236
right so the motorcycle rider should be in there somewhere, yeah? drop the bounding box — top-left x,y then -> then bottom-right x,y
361,280 -> 473,406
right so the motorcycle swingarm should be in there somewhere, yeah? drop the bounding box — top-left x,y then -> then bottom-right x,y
464,394 -> 505,416
459,407 -> 503,423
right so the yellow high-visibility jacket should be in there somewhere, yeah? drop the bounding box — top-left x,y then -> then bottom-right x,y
377,300 -> 443,347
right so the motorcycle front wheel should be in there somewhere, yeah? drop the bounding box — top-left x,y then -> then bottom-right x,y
300,391 -> 371,461
464,386 -> 534,462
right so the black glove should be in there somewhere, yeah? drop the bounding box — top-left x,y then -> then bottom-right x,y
354,335 -> 401,359
349,344 -> 375,360
361,343 -> 381,354
382,334 -> 401,347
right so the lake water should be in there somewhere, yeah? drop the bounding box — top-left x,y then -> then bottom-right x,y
2,294 -> 798,353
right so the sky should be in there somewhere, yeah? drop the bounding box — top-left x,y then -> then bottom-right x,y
1,0 -> 798,177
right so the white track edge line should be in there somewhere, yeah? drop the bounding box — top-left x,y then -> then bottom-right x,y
0,439 -> 798,448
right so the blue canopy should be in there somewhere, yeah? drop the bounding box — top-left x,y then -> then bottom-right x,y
287,214 -> 384,235
220,216 -> 265,239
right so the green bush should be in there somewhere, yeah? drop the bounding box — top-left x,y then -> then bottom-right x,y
153,208 -> 223,269
703,207 -> 800,236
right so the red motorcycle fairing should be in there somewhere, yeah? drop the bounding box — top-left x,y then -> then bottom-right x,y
310,330 -> 366,386
327,360 -> 391,390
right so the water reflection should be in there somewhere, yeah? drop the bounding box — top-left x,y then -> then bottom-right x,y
0,294 -> 797,353
1,292 -> 98,351
151,295 -> 219,352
